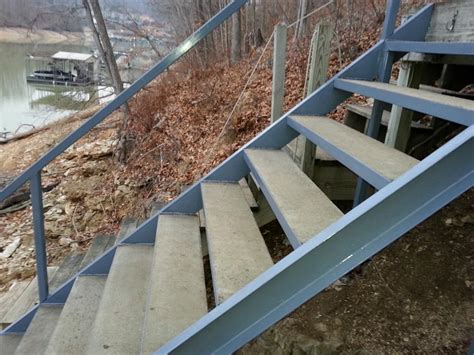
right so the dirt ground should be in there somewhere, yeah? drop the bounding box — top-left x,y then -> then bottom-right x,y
240,189 -> 473,354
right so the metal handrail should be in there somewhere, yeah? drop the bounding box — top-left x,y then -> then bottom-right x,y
0,0 -> 247,302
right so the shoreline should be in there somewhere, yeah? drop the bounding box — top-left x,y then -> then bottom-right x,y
0,26 -> 90,45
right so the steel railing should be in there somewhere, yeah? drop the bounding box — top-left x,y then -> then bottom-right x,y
0,0 -> 248,303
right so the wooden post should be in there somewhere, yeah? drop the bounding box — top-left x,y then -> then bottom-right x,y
271,23 -> 288,123
385,61 -> 425,151
300,22 -> 334,176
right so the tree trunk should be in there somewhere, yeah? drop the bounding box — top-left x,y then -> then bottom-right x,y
294,0 -> 308,40
82,0 -> 113,83
230,8 -> 241,64
87,0 -> 124,93
83,0 -> 131,163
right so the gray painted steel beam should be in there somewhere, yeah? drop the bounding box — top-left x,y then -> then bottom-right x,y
30,173 -> 49,302
386,40 -> 474,55
156,127 -> 473,354
387,4 -> 433,42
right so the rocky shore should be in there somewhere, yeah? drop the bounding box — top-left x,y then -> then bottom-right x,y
0,26 -> 89,45
0,108 -> 141,295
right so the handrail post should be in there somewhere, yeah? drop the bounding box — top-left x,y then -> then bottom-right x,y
30,172 -> 49,302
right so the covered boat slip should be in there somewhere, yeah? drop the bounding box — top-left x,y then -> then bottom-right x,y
26,51 -> 98,86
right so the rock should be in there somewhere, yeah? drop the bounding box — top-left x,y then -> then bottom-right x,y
460,215 -> 474,225
0,175 -> 30,210
63,139 -> 117,160
445,218 -> 453,226
0,237 -> 22,259
315,323 -> 329,333
59,237 -> 74,246
329,278 -> 347,291
240,318 -> 342,355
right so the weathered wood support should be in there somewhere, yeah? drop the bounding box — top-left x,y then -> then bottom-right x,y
384,62 -> 423,151
271,23 -> 288,123
299,23 -> 334,177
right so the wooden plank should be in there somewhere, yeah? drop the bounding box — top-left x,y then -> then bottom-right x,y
1,267 -> 58,328
116,217 -> 138,244
312,162 -> 358,201
150,200 -> 166,216
198,209 -> 206,230
404,52 -> 474,65
419,84 -> 474,99
426,0 -> 474,42
345,103 -> 432,130
80,235 -> 114,269
385,62 -> 420,151
253,190 -> 276,228
49,253 -> 85,292
300,22 -> 334,177
0,281 -> 30,321
271,23 -> 288,123
238,178 -> 258,209
345,104 -> 391,130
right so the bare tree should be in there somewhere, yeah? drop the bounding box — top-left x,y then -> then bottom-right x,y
82,0 -> 132,162
230,8 -> 242,64
106,7 -> 162,58
294,0 -> 309,40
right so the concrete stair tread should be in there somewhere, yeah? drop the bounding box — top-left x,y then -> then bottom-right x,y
142,214 -> 207,353
340,79 -> 474,111
201,182 -> 273,304
0,334 -> 23,355
289,115 -> 419,186
335,79 -> 474,125
14,305 -> 63,355
1,267 -> 58,327
245,149 -> 344,246
86,245 -> 153,355
45,275 -> 106,355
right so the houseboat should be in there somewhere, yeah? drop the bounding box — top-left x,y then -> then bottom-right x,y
26,51 -> 98,86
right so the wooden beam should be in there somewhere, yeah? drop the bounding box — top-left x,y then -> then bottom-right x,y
299,22 -> 334,177
425,0 -> 474,42
384,62 -> 422,151
271,23 -> 288,123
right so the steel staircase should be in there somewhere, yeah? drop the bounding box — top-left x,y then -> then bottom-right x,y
0,1 -> 473,354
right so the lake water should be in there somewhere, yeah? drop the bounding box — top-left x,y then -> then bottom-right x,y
0,42 -> 94,135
